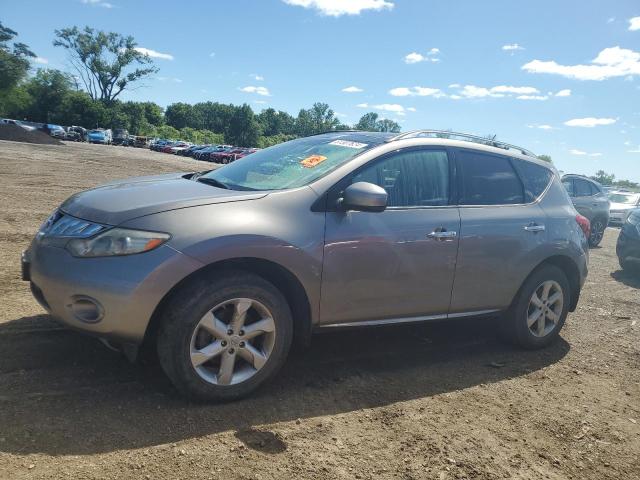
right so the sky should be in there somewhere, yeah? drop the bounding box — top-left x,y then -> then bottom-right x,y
4,0 -> 640,181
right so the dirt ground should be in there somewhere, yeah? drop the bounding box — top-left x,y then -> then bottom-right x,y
0,140 -> 638,480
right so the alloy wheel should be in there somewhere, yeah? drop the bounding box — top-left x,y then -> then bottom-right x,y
527,280 -> 564,337
189,298 -> 276,385
590,220 -> 604,245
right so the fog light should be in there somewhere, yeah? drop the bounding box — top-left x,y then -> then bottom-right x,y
66,296 -> 104,323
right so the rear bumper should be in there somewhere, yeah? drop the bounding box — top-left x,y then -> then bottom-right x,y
24,240 -> 203,343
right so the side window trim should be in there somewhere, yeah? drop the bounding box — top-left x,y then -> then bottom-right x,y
321,146 -> 456,211
452,147 -> 528,207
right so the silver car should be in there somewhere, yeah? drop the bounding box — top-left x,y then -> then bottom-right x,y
608,191 -> 640,226
23,130 -> 589,401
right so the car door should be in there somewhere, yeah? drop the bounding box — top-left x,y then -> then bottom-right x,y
449,149 -> 550,314
320,147 -> 460,326
571,179 -> 595,220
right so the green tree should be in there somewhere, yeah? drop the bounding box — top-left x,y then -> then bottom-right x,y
591,170 -> 615,185
537,154 -> 552,163
165,102 -> 196,130
257,108 -> 296,136
0,22 -> 35,92
23,69 -> 74,123
226,104 -> 260,147
355,112 -> 400,133
56,90 -> 105,127
53,26 -> 158,103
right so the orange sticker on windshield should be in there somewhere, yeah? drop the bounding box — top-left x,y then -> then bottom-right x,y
301,155 -> 327,168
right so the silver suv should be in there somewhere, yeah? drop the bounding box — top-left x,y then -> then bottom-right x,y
23,131 -> 589,401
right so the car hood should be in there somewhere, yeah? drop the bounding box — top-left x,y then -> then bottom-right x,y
61,172 -> 268,225
610,202 -> 636,211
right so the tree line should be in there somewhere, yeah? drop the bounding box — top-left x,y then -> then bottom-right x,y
0,22 -> 400,147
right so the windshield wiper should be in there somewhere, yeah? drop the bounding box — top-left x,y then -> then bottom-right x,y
196,177 -> 230,189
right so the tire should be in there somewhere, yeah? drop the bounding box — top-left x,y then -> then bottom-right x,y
157,271 -> 293,401
500,264 -> 570,349
588,218 -> 605,247
619,256 -> 640,273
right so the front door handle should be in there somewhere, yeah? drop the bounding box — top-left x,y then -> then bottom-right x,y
427,229 -> 457,241
524,223 -> 545,233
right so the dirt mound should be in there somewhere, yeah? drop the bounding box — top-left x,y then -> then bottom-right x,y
0,124 -> 63,145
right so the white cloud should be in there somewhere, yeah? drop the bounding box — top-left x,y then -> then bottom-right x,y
502,43 -> 524,51
629,17 -> 640,31
403,48 -> 440,64
389,86 -> 445,97
240,86 -> 271,96
357,102 -> 406,114
406,107 -> 417,112
157,76 -> 182,83
282,0 -> 393,16
450,84 -> 545,100
607,17 -> 615,24
628,146 -> 640,153
527,124 -> 554,130
555,89 -> 572,97
253,100 -> 268,104
342,86 -> 363,93
570,149 -> 602,157
81,0 -> 113,7
564,117 -> 617,127
32,56 -> 48,64
517,95 -> 549,100
250,73 -> 264,81
134,47 -> 173,60
209,52 -> 216,58
522,46 -> 640,81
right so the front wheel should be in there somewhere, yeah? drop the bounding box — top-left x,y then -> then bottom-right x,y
500,265 -> 570,349
157,271 -> 293,401
588,219 -> 605,247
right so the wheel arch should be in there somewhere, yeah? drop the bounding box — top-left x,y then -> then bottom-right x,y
142,257 -> 313,353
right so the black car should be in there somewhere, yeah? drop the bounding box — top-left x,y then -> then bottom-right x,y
112,129 -> 129,146
616,208 -> 640,272
65,126 -> 87,142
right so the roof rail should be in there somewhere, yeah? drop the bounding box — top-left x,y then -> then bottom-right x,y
386,130 -> 537,157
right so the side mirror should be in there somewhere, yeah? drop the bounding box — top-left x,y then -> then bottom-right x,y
339,182 -> 388,212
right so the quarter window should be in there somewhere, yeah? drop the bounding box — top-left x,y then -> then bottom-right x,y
457,150 -> 524,205
574,179 -> 593,197
352,149 -> 450,207
512,159 -> 554,202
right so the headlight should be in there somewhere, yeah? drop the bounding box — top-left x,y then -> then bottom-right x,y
66,228 -> 170,257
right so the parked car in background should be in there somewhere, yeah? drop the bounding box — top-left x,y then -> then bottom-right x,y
608,191 -> 640,226
112,129 -> 129,146
133,136 -> 149,148
88,128 -> 112,145
46,124 -> 67,139
23,130 -> 589,401
616,208 -> 640,272
65,126 -> 87,142
561,174 -> 609,247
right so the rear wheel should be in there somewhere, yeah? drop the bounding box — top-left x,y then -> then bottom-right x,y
500,265 -> 570,349
157,271 -> 293,401
588,218 -> 605,247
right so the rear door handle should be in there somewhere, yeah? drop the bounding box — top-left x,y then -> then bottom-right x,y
524,223 -> 545,233
427,230 -> 457,241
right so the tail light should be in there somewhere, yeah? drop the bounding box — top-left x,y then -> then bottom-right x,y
576,214 -> 591,239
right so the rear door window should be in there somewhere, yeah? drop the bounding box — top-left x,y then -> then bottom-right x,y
562,179 -> 575,197
456,150 -> 524,205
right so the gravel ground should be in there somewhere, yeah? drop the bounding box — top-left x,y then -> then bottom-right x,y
0,140 -> 638,480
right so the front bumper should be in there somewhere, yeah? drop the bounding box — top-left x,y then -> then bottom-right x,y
617,231 -> 640,264
24,239 -> 203,343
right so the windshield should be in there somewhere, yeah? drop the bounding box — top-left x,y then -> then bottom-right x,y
200,135 -> 374,191
609,193 -> 640,205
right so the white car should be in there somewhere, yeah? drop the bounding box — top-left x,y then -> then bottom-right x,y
608,191 -> 640,225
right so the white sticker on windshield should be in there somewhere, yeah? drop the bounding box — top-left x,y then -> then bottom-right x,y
329,140 -> 368,149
